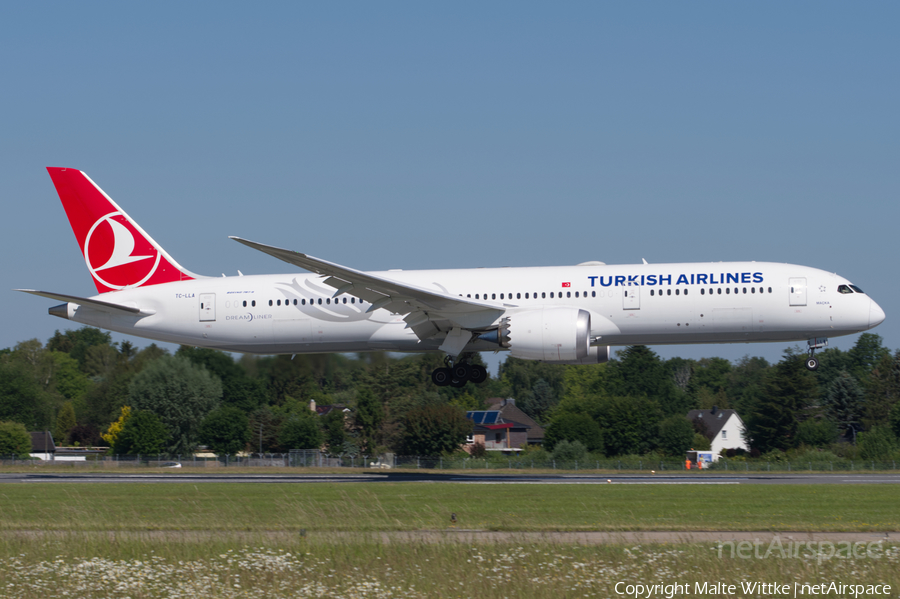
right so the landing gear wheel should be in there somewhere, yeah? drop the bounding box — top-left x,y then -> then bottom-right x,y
468,364 -> 488,384
806,357 -> 819,371
431,367 -> 452,386
452,363 -> 472,381
450,378 -> 467,388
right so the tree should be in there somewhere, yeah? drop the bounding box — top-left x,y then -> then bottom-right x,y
200,406 -> 250,455
795,419 -> 839,447
278,413 -> 323,450
746,350 -> 817,452
890,402 -> 900,440
115,410 -> 170,455
823,371 -> 865,440
608,346 -> 692,416
102,406 -> 132,449
54,401 -> 77,445
863,351 -> 900,430
46,327 -> 112,370
0,421 -> 32,458
401,405 -> 472,456
857,426 -> 897,461
543,413 -> 604,453
354,386 -> 382,453
0,361 -> 54,430
517,378 -> 558,423
657,415 -> 695,456
592,395 -> 661,456
846,333 -> 890,384
551,440 -> 588,463
128,355 -> 222,454
322,409 -> 347,453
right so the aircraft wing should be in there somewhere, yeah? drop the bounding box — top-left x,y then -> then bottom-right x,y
16,289 -> 149,315
230,237 -> 504,335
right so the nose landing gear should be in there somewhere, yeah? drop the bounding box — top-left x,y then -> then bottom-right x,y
806,337 -> 828,371
431,357 -> 488,387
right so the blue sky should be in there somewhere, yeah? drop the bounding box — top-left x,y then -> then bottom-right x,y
3,2 -> 898,369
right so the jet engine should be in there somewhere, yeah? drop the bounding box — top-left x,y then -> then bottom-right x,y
478,307 -> 608,364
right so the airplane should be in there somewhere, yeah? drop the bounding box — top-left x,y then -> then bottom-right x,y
19,167 -> 886,387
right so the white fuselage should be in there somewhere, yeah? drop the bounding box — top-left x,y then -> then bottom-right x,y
59,261 -> 884,356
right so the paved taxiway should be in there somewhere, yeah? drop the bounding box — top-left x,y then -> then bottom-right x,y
1,472 -> 899,484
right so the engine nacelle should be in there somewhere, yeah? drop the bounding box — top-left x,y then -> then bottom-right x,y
552,344 -> 610,365
488,307 -> 593,362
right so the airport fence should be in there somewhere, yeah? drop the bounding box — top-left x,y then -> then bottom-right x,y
1,453 -> 898,472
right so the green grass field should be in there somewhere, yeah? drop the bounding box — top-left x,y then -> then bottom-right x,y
1,483 -> 897,598
1,482 -> 898,532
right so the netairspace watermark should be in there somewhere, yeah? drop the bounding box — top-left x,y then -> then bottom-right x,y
716,536 -> 886,564
614,581 -> 892,598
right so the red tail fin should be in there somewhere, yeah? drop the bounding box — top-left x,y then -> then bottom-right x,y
47,167 -> 197,293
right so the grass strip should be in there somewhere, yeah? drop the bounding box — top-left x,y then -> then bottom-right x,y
0,483 -> 897,532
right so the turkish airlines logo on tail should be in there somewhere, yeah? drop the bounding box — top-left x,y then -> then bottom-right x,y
84,212 -> 161,290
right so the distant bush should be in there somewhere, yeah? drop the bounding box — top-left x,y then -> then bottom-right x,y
796,419 -> 839,447
858,426 -> 897,461
551,440 -> 588,463
690,433 -> 711,451
0,421 -> 31,458
469,442 -> 487,459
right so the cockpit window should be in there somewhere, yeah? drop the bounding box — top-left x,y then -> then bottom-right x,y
838,285 -> 853,294
849,285 -> 865,294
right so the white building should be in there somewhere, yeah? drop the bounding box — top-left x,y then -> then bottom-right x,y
686,407 -> 750,460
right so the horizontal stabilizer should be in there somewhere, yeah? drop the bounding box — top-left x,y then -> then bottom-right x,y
16,289 -> 145,314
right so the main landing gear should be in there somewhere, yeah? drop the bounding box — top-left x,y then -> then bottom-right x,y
806,337 -> 828,371
431,358 -> 488,388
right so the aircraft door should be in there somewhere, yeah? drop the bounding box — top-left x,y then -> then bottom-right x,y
789,278 -> 807,306
623,285 -> 640,310
199,293 -> 216,321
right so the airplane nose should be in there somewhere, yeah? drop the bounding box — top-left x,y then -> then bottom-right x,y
869,299 -> 886,329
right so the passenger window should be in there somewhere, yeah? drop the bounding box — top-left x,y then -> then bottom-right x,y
592,291 -> 596,297
524,293 -> 529,299
318,298 -> 322,305
675,289 -> 680,295
684,289 -> 688,296
768,287 -> 772,293
269,300 -> 273,306
575,291 -> 579,298
567,291 -> 571,298
500,293 -> 504,300
252,300 -> 256,307
343,297 -> 347,304
542,292 -> 546,299
700,289 -> 704,295
243,300 -> 247,307
743,288 -> 746,294
550,292 -> 555,298
717,289 -> 721,295
651,289 -> 655,296
277,299 -> 281,306
492,293 -> 496,300
751,287 -> 755,294
475,294 -> 479,299
667,289 -> 671,296
517,293 -> 521,299
726,288 -> 730,294
351,298 -> 355,303
302,299 -> 306,305
734,288 -> 738,294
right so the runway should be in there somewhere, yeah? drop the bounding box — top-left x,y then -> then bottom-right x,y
2,472 -> 899,484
